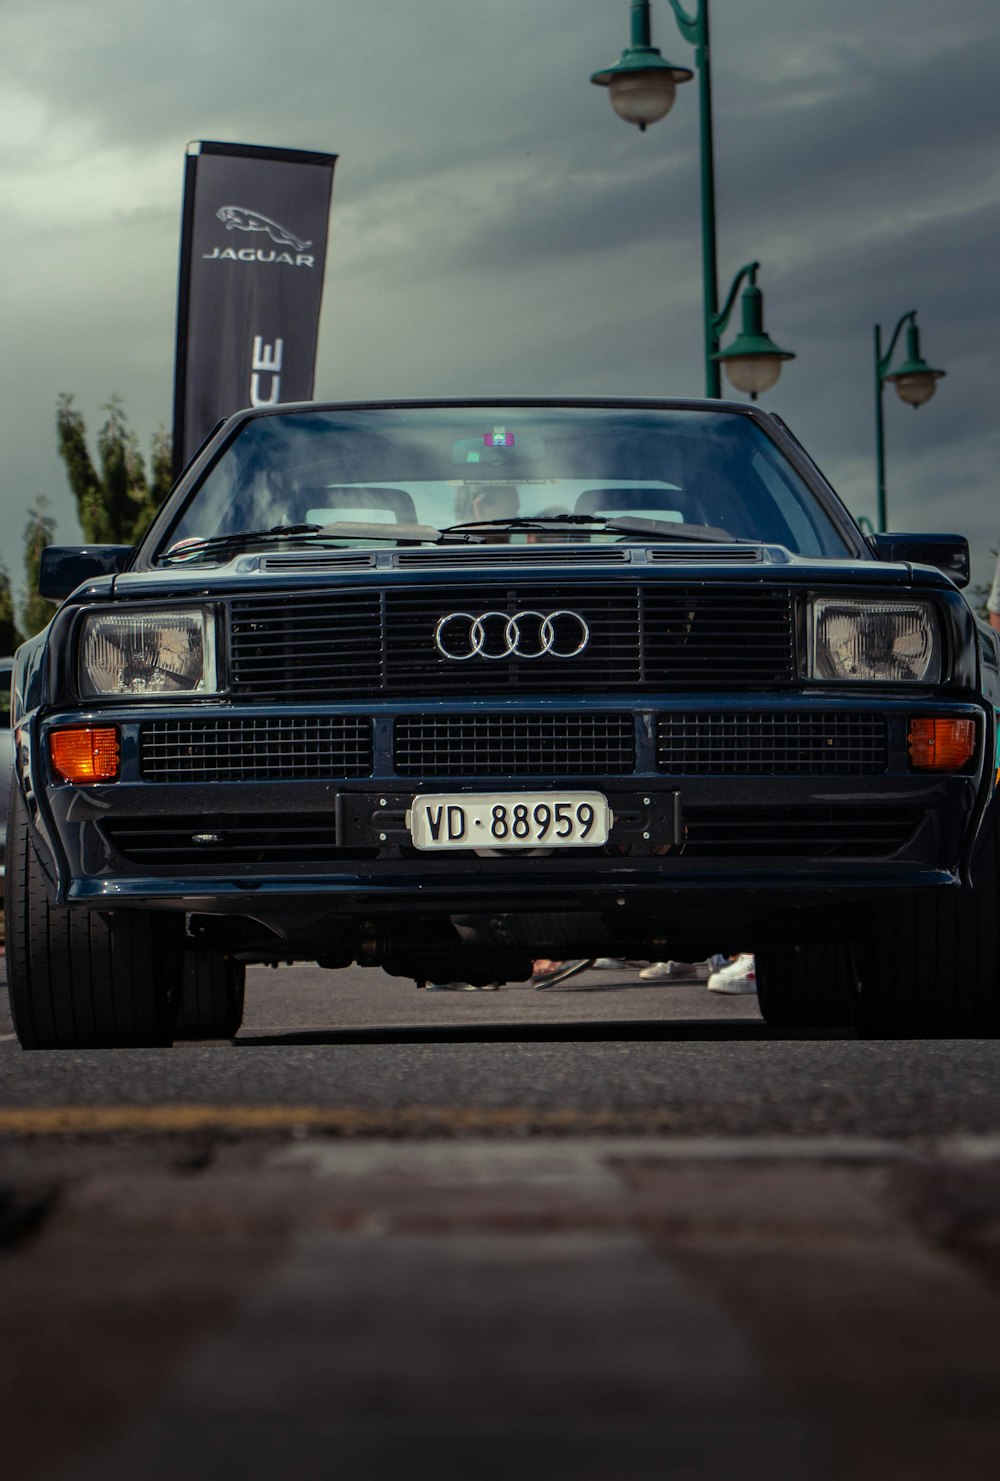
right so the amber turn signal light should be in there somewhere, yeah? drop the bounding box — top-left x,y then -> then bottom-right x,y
908,718 -> 976,771
49,726 -> 121,784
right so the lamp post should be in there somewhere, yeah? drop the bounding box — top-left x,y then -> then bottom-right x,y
874,310 -> 946,531
591,0 -> 794,398
712,262 -> 794,399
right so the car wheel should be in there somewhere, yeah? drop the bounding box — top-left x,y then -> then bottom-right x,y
5,786 -> 183,1050
174,952 -> 246,1040
754,942 -> 855,1027
850,796 -> 1000,1038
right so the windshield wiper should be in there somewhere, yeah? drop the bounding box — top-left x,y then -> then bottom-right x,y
161,513 -> 742,563
442,514 -> 739,542
161,521 -> 445,563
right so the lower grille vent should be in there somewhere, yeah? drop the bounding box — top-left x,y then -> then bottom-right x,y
103,805 -> 919,869
104,815 -> 367,868
657,713 -> 889,775
140,717 -> 374,782
681,806 -> 918,857
394,713 -> 635,776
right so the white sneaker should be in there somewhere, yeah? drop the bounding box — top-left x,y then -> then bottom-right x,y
706,954 -> 757,994
638,960 -> 701,981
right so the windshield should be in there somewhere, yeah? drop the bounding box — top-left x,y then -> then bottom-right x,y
155,405 -> 852,561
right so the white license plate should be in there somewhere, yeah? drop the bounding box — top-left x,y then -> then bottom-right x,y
407,791 -> 612,851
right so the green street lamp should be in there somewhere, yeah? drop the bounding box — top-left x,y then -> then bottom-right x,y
589,0 -> 694,129
874,310 -> 946,530
591,0 -> 794,399
712,262 -> 795,399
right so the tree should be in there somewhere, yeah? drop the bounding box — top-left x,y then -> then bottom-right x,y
0,563 -> 24,654
21,499 -> 58,638
56,395 -> 172,546
15,398 -> 172,641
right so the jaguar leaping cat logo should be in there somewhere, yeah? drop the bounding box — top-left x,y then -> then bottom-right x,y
216,206 -> 312,251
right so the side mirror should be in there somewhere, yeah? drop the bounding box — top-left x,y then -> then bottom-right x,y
38,546 -> 132,601
867,532 -> 970,589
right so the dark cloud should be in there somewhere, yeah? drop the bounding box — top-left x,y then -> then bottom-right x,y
0,0 -> 997,591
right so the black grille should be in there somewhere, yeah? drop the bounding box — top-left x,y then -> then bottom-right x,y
228,583 -> 796,700
230,591 -> 385,699
682,807 -> 919,857
394,713 -> 635,776
104,815 -> 356,867
657,713 -> 889,775
140,717 -> 373,782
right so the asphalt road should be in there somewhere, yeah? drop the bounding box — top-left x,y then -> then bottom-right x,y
5,958 -> 1000,1481
3,958 -> 1000,1140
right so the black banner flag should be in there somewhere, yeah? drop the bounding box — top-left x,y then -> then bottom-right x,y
172,140 -> 337,476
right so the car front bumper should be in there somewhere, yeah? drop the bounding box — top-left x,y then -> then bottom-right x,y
24,697 -> 990,941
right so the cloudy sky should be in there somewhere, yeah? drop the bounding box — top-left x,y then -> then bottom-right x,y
1,0 -> 998,607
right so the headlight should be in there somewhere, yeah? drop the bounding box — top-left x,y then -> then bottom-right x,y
79,609 -> 218,697
808,598 -> 941,683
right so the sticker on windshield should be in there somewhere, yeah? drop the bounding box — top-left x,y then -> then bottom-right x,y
485,429 -> 515,447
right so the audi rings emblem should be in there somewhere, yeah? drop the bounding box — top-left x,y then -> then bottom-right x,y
434,609 -> 591,661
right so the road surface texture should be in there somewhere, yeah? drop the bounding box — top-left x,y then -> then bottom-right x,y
4,959 -> 1000,1480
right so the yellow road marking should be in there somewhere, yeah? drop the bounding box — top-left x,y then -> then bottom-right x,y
0,1105 -> 675,1137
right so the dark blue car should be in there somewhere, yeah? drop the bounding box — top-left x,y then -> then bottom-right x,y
0,656 -> 13,900
7,399 -> 999,1045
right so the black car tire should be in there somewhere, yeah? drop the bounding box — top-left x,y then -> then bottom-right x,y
754,942 -> 855,1027
850,795 -> 1000,1038
5,786 -> 183,1050
175,952 -> 246,1040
